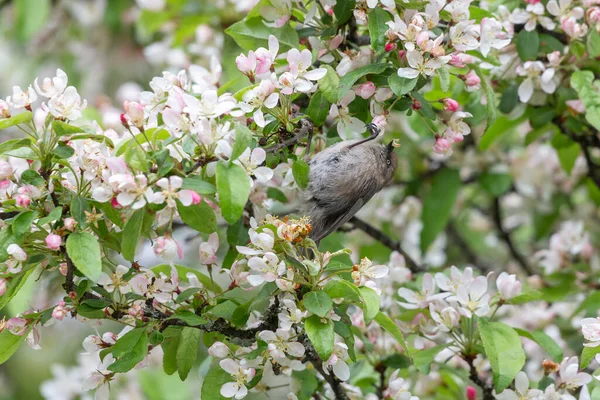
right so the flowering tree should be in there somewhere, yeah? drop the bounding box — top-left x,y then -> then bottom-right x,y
1,0 -> 600,399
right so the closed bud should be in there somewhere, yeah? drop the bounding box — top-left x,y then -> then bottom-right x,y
384,42 -> 396,52
411,99 -> 421,110
441,98 -> 459,112
466,386 -> 477,400
45,233 -> 62,251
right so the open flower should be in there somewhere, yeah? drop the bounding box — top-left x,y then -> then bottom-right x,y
240,79 -> 279,127
323,342 -> 351,381
516,61 -> 556,103
220,358 -> 256,399
34,69 -> 68,98
97,265 -> 131,294
47,86 -> 87,120
246,252 -> 286,286
258,328 -> 305,360
199,232 -> 219,265
329,91 -> 365,140
479,18 -> 511,57
494,371 -> 543,400
153,236 -> 183,263
235,148 -> 274,184
398,273 -> 439,309
397,50 -> 449,79
352,257 -> 388,286
582,317 -> 600,347
9,86 -> 37,109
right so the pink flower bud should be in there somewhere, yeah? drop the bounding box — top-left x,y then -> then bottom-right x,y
190,191 -> 202,205
433,137 -> 452,154
384,42 -> 396,52
355,81 -> 376,99
0,278 -> 7,296
111,197 -> 121,209
236,53 -> 255,74
63,217 -> 77,231
123,101 -> 145,128
398,50 -> 406,59
154,235 -> 183,263
463,71 -> 480,87
120,113 -> 128,127
208,341 -> 230,358
16,194 -> 31,208
466,386 -> 477,400
45,233 -> 62,251
441,98 -> 459,112
411,99 -> 421,110
587,7 -> 600,23
52,300 -> 68,321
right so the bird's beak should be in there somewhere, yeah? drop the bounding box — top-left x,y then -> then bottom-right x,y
387,139 -> 401,153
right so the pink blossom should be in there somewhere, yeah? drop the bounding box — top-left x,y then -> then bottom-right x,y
123,101 -> 145,128
52,300 -> 69,321
355,81 -> 376,99
433,137 -> 452,155
441,98 -> 459,112
16,194 -> 31,207
63,217 -> 77,231
0,278 -> 7,296
199,232 -> 219,265
466,386 -> 477,400
6,317 -> 27,336
463,70 -> 481,87
45,233 -> 62,251
153,236 -> 183,263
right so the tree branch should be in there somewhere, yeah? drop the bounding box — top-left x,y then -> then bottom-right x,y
446,222 -> 493,275
466,356 -> 494,400
300,334 -> 349,400
264,118 -> 314,154
0,211 -> 19,220
349,217 -> 424,273
491,196 -> 537,276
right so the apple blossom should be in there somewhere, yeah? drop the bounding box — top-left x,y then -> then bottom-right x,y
45,233 -> 62,251
199,232 -> 219,265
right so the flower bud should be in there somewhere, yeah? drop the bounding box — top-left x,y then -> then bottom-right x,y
496,272 -> 522,300
6,317 -> 27,336
190,191 -> 202,205
0,278 -> 7,296
463,71 -> 481,87
123,101 -> 145,128
466,386 -> 477,400
355,81 -> 376,99
52,300 -> 68,321
16,194 -> 31,208
59,262 -> 68,276
154,235 -> 183,263
433,137 -> 452,154
208,341 -> 230,358
441,98 -> 459,112
111,197 -> 121,209
7,244 -> 27,261
63,217 -> 77,231
45,233 -> 62,251
411,99 -> 421,111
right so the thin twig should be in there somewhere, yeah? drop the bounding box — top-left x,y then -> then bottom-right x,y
446,222 -> 493,274
466,356 -> 494,400
349,217 -> 424,273
265,118 -> 314,154
300,334 -> 349,400
491,197 -> 536,276
0,211 -> 19,220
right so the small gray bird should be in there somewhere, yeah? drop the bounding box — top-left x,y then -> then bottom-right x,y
302,124 -> 398,243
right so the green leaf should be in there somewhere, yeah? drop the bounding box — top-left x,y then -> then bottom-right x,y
413,343 -> 449,374
319,65 -> 340,104
412,91 -> 436,120
556,142 -> 580,174
108,328 -> 149,373
0,268 -> 34,311
514,328 -> 563,362
334,320 -> 356,361
587,29 -> 600,58
438,66 -> 450,92
225,17 -> 299,52
368,7 -> 391,53
20,170 -> 44,186
52,144 -> 75,159
479,115 -> 527,150
170,311 -> 207,326
0,112 -> 32,130
388,75 -> 418,97
181,176 -> 217,195
52,120 -> 85,136
324,279 -> 362,303
358,286 -> 380,323
516,30 -> 540,61
177,200 -> 217,234
0,138 -> 31,154
478,319 -> 526,392
162,328 -> 181,375
581,345 -> 600,369
70,196 -> 90,227
216,162 -> 251,224
474,65 -> 497,135
292,159 -> 310,189
333,0 -> 356,24
338,64 -> 391,103
305,315 -> 335,360
12,211 -> 37,237
307,92 -> 330,126
177,327 -> 200,381
420,168 -> 461,252
231,124 -> 253,161
571,41 -> 586,59
293,369 -> 319,400
303,291 -> 333,318
66,232 -> 102,282
499,85 -> 519,114
570,70 -> 600,131
200,362 -> 230,400
480,173 -> 512,197
0,327 -> 30,364
110,328 -> 146,358
122,208 -> 145,261
374,312 -> 410,355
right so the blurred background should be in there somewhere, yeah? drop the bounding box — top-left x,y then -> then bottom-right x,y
0,1 -> 259,399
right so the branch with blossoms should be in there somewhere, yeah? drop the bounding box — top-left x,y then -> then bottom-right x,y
2,0 -> 600,399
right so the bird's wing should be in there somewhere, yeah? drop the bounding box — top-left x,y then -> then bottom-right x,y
310,198 -> 365,242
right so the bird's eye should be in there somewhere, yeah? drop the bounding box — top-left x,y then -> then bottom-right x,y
386,159 -> 391,166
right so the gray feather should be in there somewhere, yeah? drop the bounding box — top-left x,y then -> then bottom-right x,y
302,139 -> 397,242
